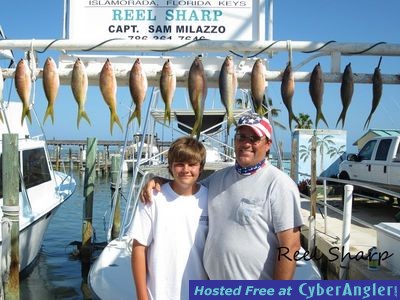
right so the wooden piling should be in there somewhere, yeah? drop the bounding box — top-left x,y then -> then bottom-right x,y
81,137 -> 97,262
79,146 -> 84,171
2,134 -> 20,300
95,151 -> 100,175
308,132 -> 317,252
104,146 -> 109,176
55,144 -> 60,171
110,155 -> 121,239
69,148 -> 73,170
290,134 -> 298,181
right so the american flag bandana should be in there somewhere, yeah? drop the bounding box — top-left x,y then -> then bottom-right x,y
235,159 -> 266,176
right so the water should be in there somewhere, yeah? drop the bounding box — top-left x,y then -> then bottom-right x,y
16,152 -> 292,299
20,169 -> 132,300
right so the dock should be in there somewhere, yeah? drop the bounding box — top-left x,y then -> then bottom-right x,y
46,139 -> 171,174
300,194 -> 400,280
46,139 -> 123,174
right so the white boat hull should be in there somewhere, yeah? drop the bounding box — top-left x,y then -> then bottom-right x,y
0,170 -> 76,277
89,236 -> 321,299
0,101 -> 77,279
89,237 -> 136,300
2,208 -> 55,275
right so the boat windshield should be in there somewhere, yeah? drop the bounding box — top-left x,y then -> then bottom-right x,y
0,148 -> 52,197
22,148 -> 51,189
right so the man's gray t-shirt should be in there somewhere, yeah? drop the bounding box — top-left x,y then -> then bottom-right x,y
202,162 -> 303,279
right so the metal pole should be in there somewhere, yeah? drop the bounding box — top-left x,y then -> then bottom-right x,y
267,0 -> 273,41
2,134 -> 20,300
2,60 -> 400,85
323,179 -> 328,234
1,39 -> 400,55
110,155 -> 121,240
339,184 -> 354,280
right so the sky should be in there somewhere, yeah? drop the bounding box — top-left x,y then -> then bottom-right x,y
1,0 -> 400,153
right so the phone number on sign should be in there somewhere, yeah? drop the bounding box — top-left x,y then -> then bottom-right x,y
127,35 -> 206,40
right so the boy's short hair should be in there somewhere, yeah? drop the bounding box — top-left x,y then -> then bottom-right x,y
167,137 -> 206,173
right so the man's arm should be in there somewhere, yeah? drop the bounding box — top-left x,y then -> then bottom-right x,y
131,239 -> 149,300
274,227 -> 301,280
139,176 -> 168,204
139,167 -> 214,203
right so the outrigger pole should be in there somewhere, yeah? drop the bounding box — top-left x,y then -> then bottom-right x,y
1,39 -> 400,86
0,39 -> 399,55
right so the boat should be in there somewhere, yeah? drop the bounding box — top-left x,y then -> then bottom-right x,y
122,137 -> 162,173
89,237 -> 321,299
88,84 -> 322,299
0,102 -> 76,278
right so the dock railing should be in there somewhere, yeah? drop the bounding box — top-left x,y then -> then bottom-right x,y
300,175 -> 400,279
311,176 -> 400,233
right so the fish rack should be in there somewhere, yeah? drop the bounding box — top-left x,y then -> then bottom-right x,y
1,39 -> 400,85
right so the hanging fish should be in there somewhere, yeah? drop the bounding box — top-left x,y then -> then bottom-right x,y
309,63 -> 328,128
99,59 -> 123,134
364,57 -> 383,129
280,61 -> 299,131
219,55 -> 237,134
42,57 -> 60,124
335,63 -> 354,128
71,58 -> 91,128
188,56 -> 207,139
250,59 -> 267,116
15,59 -> 32,125
160,59 -> 176,125
128,58 -> 148,127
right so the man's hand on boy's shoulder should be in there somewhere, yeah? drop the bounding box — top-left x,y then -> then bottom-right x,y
140,176 -> 167,204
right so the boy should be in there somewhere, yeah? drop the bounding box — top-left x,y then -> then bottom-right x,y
130,136 -> 208,300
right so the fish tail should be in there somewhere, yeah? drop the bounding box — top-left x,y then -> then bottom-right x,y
288,112 -> 300,132
294,114 -> 300,126
127,107 -> 141,127
226,114 -> 237,134
110,110 -> 123,135
364,103 -> 378,130
164,104 -> 171,125
256,104 -> 267,117
335,110 -> 346,128
191,115 -> 203,140
316,110 -> 329,128
21,106 -> 32,125
363,114 -> 372,130
43,104 -> 55,125
77,109 -> 91,129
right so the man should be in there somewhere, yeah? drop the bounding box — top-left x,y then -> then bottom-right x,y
141,112 -> 303,280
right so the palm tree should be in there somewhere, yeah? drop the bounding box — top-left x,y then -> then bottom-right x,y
295,113 -> 313,129
299,143 -> 311,162
263,97 -> 286,130
306,134 -> 336,172
327,144 -> 346,160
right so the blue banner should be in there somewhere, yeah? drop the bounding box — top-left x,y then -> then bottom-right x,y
190,280 -> 399,299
